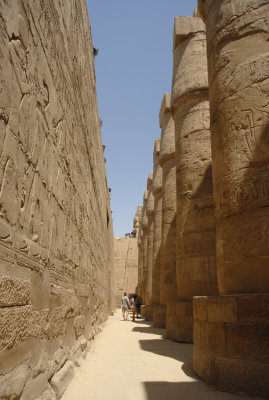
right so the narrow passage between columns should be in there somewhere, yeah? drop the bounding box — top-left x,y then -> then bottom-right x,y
62,310 -> 261,400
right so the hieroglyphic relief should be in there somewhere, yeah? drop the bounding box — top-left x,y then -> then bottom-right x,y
159,94 -> 177,306
0,1 -> 114,398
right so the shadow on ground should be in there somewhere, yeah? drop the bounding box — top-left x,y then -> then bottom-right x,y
132,323 -> 165,336
143,381 -> 241,400
139,336 -> 195,378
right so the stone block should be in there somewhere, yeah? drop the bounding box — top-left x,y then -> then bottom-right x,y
0,306 -> 48,351
173,16 -> 205,50
193,294 -> 269,397
207,322 -> 226,357
166,301 -> 193,343
237,294 -> 269,323
35,385 -> 57,400
207,296 -> 238,323
144,305 -> 153,321
214,357 -> 269,398
0,275 -> 31,306
226,323 -> 269,361
193,296 -> 207,320
152,305 -> 166,328
21,371 -> 49,400
50,361 -> 74,399
0,364 -> 30,400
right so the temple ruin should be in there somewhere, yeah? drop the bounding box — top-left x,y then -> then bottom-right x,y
137,1 -> 269,398
0,1 -> 115,398
114,207 -> 141,304
0,0 -> 269,399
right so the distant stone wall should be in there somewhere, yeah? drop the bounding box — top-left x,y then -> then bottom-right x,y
0,1 -> 114,399
114,237 -> 138,305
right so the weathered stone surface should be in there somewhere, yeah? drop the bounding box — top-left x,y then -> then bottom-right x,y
114,236 -> 139,304
35,386 -> 57,400
152,305 -> 166,328
165,16 -> 217,343
193,294 -> 269,398
0,275 -> 31,306
200,0 -> 269,294
0,0 -> 114,396
50,361 -> 74,399
145,172 -> 154,306
166,302 -> 193,342
152,139 -> 162,307
141,190 -> 149,302
159,94 -> 177,307
172,15 -> 217,302
0,363 -> 30,400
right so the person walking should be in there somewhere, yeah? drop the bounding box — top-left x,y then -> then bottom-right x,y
121,292 -> 130,321
135,296 -> 142,318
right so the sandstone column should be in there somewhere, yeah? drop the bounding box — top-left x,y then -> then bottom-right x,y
145,172 -> 154,319
151,139 -> 166,327
159,94 -> 177,324
167,16 -> 218,342
141,190 -> 148,304
137,227 -> 143,296
193,2 -> 269,397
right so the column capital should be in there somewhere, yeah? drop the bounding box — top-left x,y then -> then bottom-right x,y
173,16 -> 205,51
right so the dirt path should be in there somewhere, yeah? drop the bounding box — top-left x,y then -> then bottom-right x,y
62,309 -> 258,400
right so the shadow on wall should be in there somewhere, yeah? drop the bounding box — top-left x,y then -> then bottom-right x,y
139,336 -> 195,379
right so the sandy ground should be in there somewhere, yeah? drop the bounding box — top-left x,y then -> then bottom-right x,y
62,309 -> 260,400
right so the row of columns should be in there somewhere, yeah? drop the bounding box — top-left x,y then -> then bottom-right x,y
137,1 -> 269,397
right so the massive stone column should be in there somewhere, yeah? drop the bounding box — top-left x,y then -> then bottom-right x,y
167,17 -> 218,342
145,172 -> 154,318
137,225 -> 143,296
193,1 -> 269,397
159,94 -> 177,324
151,139 -> 165,327
141,190 -> 148,304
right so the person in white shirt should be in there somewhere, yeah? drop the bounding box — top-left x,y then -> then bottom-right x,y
121,292 -> 130,321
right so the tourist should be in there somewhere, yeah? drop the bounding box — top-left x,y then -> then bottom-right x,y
121,292 -> 130,321
135,296 -> 142,318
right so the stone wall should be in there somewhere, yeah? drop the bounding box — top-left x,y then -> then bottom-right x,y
114,238 -> 138,305
0,1 -> 115,399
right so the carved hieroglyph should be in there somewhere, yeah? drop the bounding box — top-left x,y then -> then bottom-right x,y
0,1 -> 114,398
145,172 -> 154,305
151,139 -> 162,306
193,2 -> 269,397
171,16 -> 217,301
199,0 -> 269,294
159,94 -> 177,306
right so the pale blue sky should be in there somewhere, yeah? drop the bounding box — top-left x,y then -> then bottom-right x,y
86,1 -> 197,237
